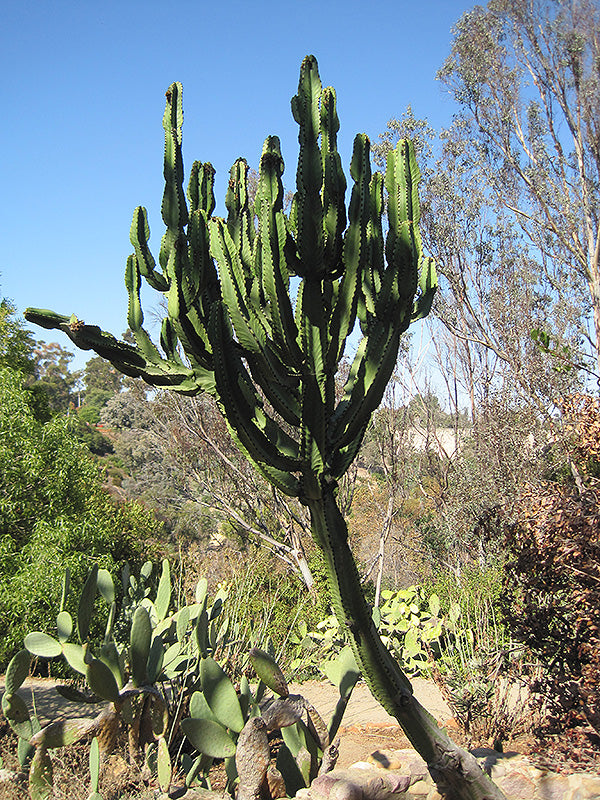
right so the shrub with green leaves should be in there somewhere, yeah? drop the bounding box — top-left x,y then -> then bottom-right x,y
0,367 -> 157,667
290,584 -> 456,678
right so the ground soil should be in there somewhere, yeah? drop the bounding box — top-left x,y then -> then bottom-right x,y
0,675 -> 537,799
289,678 -> 453,766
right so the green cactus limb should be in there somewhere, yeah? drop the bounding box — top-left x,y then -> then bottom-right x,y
24,631 -> 63,659
157,735 -> 171,793
155,559 -> 171,622
249,647 -> 289,698
328,322 -> 401,455
23,310 -> 143,370
412,256 -> 438,322
78,564 -> 99,643
212,214 -> 292,379
59,568 -> 70,614
62,642 -> 88,675
385,140 -> 422,303
130,606 -> 152,687
86,658 -> 121,704
210,217 -> 300,411
29,746 -> 53,800
291,56 -> 324,279
226,159 -> 255,281
181,718 -> 237,759
2,692 -> 33,740
200,656 -> 244,733
160,83 -> 188,256
306,488 -> 505,800
89,737 -> 100,794
320,87 -> 347,279
129,206 -> 169,292
255,139 -> 304,369
327,135 -> 374,371
188,160 -> 216,218
56,611 -> 73,643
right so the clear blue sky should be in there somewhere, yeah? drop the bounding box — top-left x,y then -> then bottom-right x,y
2,0 -> 473,370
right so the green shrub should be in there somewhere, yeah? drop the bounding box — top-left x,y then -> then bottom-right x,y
77,404 -> 100,425
222,550 -> 330,677
0,367 -> 161,667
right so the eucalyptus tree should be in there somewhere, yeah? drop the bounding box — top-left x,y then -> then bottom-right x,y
26,57 -> 504,798
373,110 -> 585,418
439,0 -> 600,376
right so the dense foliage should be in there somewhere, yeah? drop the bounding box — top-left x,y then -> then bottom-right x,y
0,367 -> 159,666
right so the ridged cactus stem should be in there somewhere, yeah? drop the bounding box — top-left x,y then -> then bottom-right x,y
307,490 -> 506,800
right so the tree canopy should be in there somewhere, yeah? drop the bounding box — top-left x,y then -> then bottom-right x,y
439,0 -> 600,374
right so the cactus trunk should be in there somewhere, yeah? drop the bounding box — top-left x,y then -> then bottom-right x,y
307,490 -> 505,800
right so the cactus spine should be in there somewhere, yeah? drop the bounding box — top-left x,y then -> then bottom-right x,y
26,56 -> 504,799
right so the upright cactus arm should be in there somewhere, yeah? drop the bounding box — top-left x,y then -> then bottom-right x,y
385,139 -> 422,307
124,253 -> 210,392
180,162 -> 219,372
290,55 -> 324,280
255,136 -> 304,371
327,139 -> 425,461
412,256 -> 437,322
129,207 -> 169,292
327,134 -> 373,373
210,218 -> 301,427
124,255 -> 166,365
329,322 -> 401,456
320,86 -> 347,280
288,60 -> 334,477
225,159 -> 255,283
359,172 -> 385,330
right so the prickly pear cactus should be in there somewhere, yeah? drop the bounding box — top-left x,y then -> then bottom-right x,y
25,57 -> 506,799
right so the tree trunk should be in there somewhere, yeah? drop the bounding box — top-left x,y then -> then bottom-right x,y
306,489 -> 506,800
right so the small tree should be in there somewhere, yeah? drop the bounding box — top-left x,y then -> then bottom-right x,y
26,57 -> 503,798
0,294 -> 35,374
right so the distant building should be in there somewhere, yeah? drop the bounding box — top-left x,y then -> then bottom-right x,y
407,425 -> 470,458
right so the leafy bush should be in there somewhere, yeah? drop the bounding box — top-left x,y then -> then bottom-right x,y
220,550 -> 330,678
0,367 -> 159,667
425,565 -> 535,746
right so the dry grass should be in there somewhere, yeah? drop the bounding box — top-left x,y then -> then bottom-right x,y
0,719 -> 158,800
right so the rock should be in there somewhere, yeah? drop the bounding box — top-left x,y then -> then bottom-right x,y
495,771 -> 536,799
406,779 -> 429,795
346,747 -> 600,800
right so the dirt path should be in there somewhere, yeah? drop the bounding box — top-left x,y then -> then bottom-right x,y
290,677 -> 452,728
291,678 -> 452,766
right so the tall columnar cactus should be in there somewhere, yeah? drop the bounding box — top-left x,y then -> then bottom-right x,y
26,56 -> 504,799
